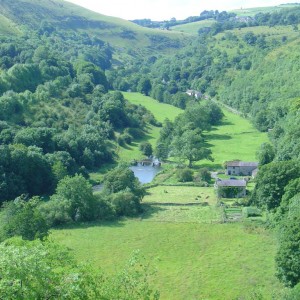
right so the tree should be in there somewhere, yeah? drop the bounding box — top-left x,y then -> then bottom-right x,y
171,129 -> 213,167
256,142 -> 275,166
196,168 -> 211,182
137,77 -> 152,96
155,142 -> 169,160
14,127 -> 55,153
250,161 -> 300,210
177,168 -> 193,182
0,196 -> 49,241
53,174 -> 96,222
103,164 -> 145,200
176,102 -> 211,132
139,142 -> 153,157
110,191 -> 141,217
0,239 -> 159,300
276,213 -> 300,287
203,101 -> 224,125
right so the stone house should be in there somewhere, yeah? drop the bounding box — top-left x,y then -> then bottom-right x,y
186,90 -> 202,99
215,179 -> 247,198
225,161 -> 258,176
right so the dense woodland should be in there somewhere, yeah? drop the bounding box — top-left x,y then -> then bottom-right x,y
0,0 -> 300,298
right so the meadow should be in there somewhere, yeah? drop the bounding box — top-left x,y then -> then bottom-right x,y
202,108 -> 268,168
53,185 -> 282,299
117,92 -> 182,161
171,19 -> 216,35
231,4 -> 299,17
52,94 -> 280,299
120,93 -> 267,166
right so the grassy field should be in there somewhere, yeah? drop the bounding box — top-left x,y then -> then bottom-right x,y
70,95 -> 280,299
171,19 -> 216,35
231,4 -> 299,17
117,92 -> 182,161
122,92 -> 182,123
119,92 -> 267,168
0,0 -> 188,52
142,186 -> 220,223
201,108 -> 268,169
52,185 -> 282,299
0,15 -> 20,35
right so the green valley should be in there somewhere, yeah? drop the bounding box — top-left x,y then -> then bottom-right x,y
0,0 -> 300,299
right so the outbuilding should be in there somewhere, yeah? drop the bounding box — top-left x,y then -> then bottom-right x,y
215,179 -> 247,198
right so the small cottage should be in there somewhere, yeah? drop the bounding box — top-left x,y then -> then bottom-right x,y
215,179 -> 247,198
186,90 -> 202,99
226,161 -> 258,176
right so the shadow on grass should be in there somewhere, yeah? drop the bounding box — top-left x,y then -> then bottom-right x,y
205,133 -> 232,141
120,143 -> 135,150
220,120 -> 234,126
140,203 -> 167,220
53,219 -> 126,231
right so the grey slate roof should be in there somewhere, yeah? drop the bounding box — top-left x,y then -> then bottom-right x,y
216,179 -> 247,187
226,161 -> 258,167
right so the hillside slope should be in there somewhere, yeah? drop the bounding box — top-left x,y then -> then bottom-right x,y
0,0 -> 188,51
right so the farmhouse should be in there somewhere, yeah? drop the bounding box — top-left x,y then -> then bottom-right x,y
186,89 -> 202,99
215,179 -> 247,198
225,161 -> 258,176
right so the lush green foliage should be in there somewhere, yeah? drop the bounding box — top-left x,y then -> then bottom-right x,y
0,1 -> 299,297
139,142 -> 153,157
176,168 -> 193,182
250,161 -> 300,210
0,144 -> 54,203
156,101 -> 221,165
276,213 -> 300,287
53,186 -> 281,299
0,238 -> 159,300
103,165 -> 145,198
0,196 -> 49,241
0,25 -> 158,202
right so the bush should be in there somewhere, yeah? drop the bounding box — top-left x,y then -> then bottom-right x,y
110,191 -> 141,217
194,168 -> 211,182
94,194 -> 116,220
117,132 -> 132,146
117,135 -> 125,146
243,207 -> 262,217
124,128 -> 144,139
39,196 -> 73,226
177,168 -> 193,182
139,142 -> 153,157
122,132 -> 133,144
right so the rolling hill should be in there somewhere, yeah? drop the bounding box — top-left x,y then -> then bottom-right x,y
0,0 -> 189,52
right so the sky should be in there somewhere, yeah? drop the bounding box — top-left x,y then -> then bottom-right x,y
66,0 -> 299,21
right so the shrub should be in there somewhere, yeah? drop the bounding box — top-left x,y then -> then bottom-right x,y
139,142 -> 153,157
194,168 -> 211,182
110,191 -> 141,217
124,128 -> 144,139
94,194 -> 116,220
177,168 -> 193,182
117,135 -> 125,146
243,207 -> 262,218
122,132 -> 133,144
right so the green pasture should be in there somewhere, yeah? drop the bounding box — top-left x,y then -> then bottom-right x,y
117,92 -> 182,161
119,92 -> 267,169
0,15 -> 20,35
171,19 -> 216,35
201,108 -> 268,169
122,92 -> 183,123
52,185 -> 282,300
142,186 -> 220,223
231,5 -> 299,17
